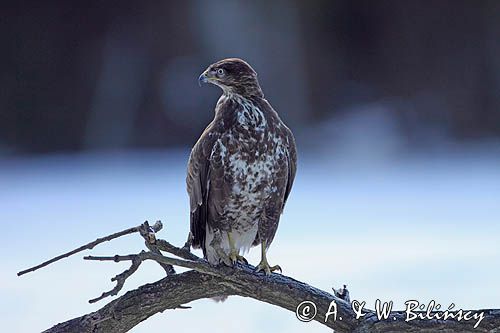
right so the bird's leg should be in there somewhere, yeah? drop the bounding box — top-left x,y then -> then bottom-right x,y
255,240 -> 281,275
227,231 -> 248,265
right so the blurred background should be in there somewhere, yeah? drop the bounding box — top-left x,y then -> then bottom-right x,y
1,1 -> 499,332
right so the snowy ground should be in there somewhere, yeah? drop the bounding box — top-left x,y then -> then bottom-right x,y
1,147 -> 499,332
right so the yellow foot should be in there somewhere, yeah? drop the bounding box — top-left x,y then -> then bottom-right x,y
229,250 -> 248,265
255,259 -> 282,275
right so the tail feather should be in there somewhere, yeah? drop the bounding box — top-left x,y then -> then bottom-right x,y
211,295 -> 229,302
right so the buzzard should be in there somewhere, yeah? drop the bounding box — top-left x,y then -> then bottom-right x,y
187,58 -> 297,274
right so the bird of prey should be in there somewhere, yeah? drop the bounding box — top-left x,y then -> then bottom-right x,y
187,58 -> 297,275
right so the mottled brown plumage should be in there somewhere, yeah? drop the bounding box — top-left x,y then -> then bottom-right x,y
187,58 -> 297,274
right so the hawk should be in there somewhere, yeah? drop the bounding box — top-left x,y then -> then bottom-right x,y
187,58 -> 297,274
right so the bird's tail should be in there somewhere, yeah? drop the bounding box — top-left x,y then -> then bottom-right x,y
211,295 -> 229,302
204,228 -> 231,302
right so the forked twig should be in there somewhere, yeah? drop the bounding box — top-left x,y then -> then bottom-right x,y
89,255 -> 143,304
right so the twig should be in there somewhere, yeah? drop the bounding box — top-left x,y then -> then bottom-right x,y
333,284 -> 350,303
17,221 -> 162,276
89,256 -> 143,304
156,239 -> 199,261
83,250 -> 214,303
138,221 -> 176,275
84,252 -> 217,277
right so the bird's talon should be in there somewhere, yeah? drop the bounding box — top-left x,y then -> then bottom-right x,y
238,255 -> 248,265
255,260 -> 281,275
272,264 -> 282,273
220,255 -> 232,266
229,251 -> 247,265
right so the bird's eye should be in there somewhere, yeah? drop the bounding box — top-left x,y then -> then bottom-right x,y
216,68 -> 225,76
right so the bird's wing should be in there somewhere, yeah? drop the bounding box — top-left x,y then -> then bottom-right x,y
258,98 -> 297,211
282,126 -> 297,209
253,122 -> 297,248
186,123 -> 219,252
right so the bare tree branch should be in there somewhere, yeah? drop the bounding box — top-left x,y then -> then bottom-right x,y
19,222 -> 500,333
17,221 -> 163,276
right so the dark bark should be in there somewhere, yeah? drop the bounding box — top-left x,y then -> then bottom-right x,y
20,221 -> 498,333
43,263 -> 500,333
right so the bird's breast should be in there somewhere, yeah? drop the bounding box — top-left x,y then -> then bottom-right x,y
218,129 -> 285,202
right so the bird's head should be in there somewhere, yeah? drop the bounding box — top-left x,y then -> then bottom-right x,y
198,58 -> 263,98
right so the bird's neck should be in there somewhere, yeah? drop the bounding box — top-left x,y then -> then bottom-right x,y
214,93 -> 268,131
222,85 -> 264,100
222,92 -> 259,106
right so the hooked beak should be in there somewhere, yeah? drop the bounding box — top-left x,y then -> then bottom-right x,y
198,72 -> 209,86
